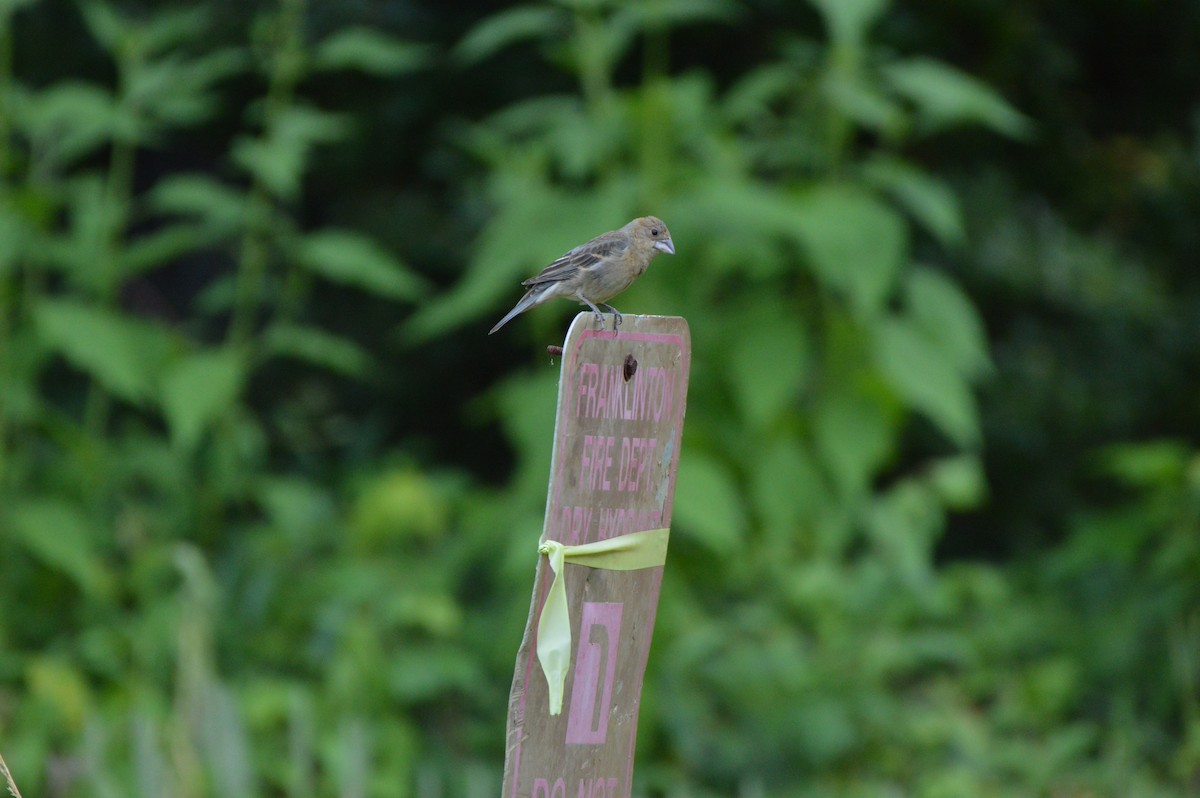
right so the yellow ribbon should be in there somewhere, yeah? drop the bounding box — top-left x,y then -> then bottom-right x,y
536,527 -> 670,715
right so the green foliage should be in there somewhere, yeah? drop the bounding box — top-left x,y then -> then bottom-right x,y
160,349 -> 247,451
0,0 -> 1193,796
296,230 -> 427,301
0,1 -> 435,794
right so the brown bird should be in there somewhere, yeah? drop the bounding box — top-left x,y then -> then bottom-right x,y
488,216 -> 675,334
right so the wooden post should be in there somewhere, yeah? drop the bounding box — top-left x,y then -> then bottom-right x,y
502,313 -> 692,798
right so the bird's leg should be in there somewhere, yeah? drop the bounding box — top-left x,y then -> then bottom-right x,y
602,304 -> 623,329
581,297 -> 605,328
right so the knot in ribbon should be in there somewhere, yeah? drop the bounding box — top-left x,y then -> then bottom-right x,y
535,527 -> 670,715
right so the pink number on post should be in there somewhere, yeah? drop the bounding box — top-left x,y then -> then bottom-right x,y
565,602 -> 623,744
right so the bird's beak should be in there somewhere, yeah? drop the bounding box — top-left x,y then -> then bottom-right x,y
655,237 -> 675,255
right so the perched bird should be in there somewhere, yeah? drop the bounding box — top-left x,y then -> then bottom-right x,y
488,216 -> 675,335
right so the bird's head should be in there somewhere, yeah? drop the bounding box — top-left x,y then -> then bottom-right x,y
631,216 -> 675,256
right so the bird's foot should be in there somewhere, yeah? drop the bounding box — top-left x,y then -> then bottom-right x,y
603,305 -> 623,330
591,309 -> 605,328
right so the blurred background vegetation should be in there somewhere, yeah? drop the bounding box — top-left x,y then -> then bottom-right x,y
1,0 -> 1198,795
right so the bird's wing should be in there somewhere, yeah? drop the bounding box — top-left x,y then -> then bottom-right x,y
521,229 -> 628,287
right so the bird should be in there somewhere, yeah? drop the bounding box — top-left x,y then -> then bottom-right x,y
488,216 -> 675,335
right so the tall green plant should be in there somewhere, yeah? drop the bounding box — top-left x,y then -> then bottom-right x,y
0,0 -> 1191,795
0,0 -> 429,793
413,0 -> 1150,793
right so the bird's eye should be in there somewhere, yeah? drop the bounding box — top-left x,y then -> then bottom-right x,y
650,228 -> 659,236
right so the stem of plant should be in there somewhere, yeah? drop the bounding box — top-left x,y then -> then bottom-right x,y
228,0 -> 305,351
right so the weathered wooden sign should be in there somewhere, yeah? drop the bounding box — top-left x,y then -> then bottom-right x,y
503,314 -> 692,798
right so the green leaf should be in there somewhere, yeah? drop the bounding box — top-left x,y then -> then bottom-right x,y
11,82 -> 120,167
10,499 -> 114,597
750,439 -> 826,540
121,224 -> 215,276
873,315 -> 980,447
296,229 -> 429,301
812,381 -> 895,500
808,0 -> 887,48
83,3 -> 209,61
794,185 -> 906,315
257,477 -> 337,537
905,268 -> 991,378
148,174 -> 248,234
264,323 -> 376,378
1097,441 -> 1189,488
389,645 -> 481,701
79,0 -> 126,53
314,28 -> 431,75
884,57 -> 1033,139
132,6 -> 209,58
454,6 -> 567,64
822,73 -> 906,136
722,63 -> 797,124
864,480 -> 939,583
194,274 -> 238,315
40,175 -> 111,288
724,300 -> 809,428
664,179 -> 804,279
0,0 -> 38,21
350,468 -> 449,545
128,49 -> 246,128
673,451 -> 744,554
231,105 -> 350,200
926,455 -> 987,509
159,348 -> 246,450
483,94 -> 624,180
34,298 -> 172,404
861,155 -> 965,247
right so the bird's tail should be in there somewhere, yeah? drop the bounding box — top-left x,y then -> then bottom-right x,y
488,288 -> 542,335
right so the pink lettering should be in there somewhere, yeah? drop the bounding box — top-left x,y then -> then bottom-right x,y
652,368 -> 670,422
566,603 -> 623,745
571,506 -> 591,545
576,363 -> 599,418
601,436 -> 614,490
533,778 -> 567,798
575,361 -> 676,422
595,365 -> 610,416
616,437 -> 657,492
571,776 -> 620,798
595,508 -> 662,540
554,506 -> 593,545
607,366 -> 622,419
580,435 -> 615,491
